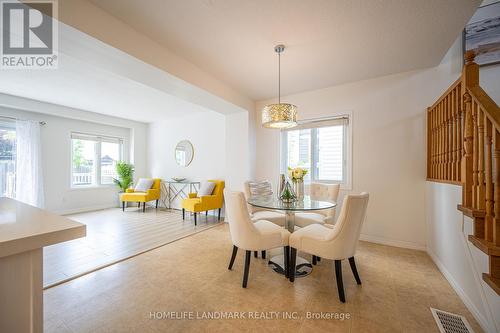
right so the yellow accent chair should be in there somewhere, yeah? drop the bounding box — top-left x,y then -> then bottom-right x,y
182,180 -> 225,225
120,178 -> 161,212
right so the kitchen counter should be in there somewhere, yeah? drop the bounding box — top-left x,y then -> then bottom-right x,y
0,198 -> 86,333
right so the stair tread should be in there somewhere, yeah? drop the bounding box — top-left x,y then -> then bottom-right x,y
457,205 -> 486,218
468,235 -> 500,256
483,273 -> 500,295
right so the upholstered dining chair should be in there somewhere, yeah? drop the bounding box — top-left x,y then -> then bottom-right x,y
244,180 -> 287,259
224,189 -> 290,288
243,180 -> 286,227
294,183 -> 340,228
289,192 -> 369,302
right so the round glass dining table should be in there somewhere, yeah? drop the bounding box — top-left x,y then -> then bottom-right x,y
247,195 -> 336,277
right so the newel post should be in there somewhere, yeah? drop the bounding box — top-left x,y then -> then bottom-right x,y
461,51 -> 479,208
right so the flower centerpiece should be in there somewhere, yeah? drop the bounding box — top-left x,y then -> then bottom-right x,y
288,167 -> 308,200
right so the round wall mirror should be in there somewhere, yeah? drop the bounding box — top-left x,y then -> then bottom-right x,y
175,140 -> 194,167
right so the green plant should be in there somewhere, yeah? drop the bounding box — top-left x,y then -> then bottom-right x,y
113,161 -> 134,192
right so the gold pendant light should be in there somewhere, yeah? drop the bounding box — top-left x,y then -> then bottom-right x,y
261,45 -> 298,129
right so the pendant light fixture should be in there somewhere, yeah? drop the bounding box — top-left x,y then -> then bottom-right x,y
261,45 -> 298,129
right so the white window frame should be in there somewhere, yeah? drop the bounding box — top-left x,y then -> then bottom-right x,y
280,112 -> 352,190
70,132 -> 124,188
0,120 -> 16,197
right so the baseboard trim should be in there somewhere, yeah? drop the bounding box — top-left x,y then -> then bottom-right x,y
359,233 -> 426,251
427,248 -> 492,333
54,204 -> 118,216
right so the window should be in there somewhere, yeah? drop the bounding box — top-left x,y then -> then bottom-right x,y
0,122 -> 15,197
71,133 -> 123,187
281,116 -> 351,187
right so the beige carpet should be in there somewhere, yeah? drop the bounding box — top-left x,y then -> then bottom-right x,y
43,207 -> 221,288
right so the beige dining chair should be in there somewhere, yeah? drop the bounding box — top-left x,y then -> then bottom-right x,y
224,189 -> 290,288
289,192 -> 369,302
294,183 -> 340,228
243,181 -> 286,227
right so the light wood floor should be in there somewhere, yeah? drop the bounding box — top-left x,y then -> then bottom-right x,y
44,223 -> 483,333
44,207 -> 221,287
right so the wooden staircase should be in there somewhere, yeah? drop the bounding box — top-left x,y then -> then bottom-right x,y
427,51 -> 500,295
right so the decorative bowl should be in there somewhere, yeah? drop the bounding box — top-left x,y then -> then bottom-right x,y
172,177 -> 186,182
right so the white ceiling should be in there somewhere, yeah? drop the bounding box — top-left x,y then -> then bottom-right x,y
0,52 -> 208,123
89,0 -> 481,100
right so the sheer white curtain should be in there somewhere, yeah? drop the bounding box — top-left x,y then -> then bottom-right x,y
15,120 -> 44,208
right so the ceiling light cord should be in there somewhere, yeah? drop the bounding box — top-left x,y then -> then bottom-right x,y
278,50 -> 281,104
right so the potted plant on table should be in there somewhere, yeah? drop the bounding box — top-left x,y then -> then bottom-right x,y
288,167 -> 308,200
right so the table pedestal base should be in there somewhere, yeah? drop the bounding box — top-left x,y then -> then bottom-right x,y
268,254 -> 312,278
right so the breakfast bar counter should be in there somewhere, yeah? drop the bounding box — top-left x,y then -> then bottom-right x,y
0,198 -> 86,333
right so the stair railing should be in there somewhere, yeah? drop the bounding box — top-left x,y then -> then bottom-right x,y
427,50 -> 500,294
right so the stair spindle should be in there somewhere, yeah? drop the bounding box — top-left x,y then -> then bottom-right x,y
494,130 -> 500,246
472,101 -> 479,209
485,116 -> 493,242
477,108 -> 485,210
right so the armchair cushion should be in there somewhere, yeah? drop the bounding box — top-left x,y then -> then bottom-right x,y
198,181 -> 216,196
188,192 -> 198,198
134,178 -> 154,192
126,188 -> 135,193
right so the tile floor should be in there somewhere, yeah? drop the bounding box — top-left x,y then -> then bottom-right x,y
44,223 -> 483,333
44,207 -> 220,287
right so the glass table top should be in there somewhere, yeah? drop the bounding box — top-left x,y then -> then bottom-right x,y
247,195 -> 336,211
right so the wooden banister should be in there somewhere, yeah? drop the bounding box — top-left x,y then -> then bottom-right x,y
427,50 -> 500,294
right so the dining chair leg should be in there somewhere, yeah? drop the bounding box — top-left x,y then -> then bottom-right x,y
261,250 -> 266,259
289,248 -> 297,282
254,251 -> 258,258
182,208 -> 185,220
242,250 -> 251,288
228,245 -> 238,270
284,246 -> 290,278
312,255 -> 317,266
335,260 -> 346,303
349,257 -> 362,285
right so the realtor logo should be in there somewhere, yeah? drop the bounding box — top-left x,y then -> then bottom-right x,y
1,0 -> 58,68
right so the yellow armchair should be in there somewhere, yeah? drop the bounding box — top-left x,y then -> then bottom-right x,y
120,178 -> 161,212
182,180 -> 225,225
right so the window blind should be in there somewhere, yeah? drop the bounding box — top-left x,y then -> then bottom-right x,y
71,132 -> 123,144
282,115 -> 349,132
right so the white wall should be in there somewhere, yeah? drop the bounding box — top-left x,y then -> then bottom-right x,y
225,112 -> 251,192
0,96 -> 148,214
426,182 -> 500,333
148,110 -> 226,209
481,63 -> 500,105
254,37 -> 466,250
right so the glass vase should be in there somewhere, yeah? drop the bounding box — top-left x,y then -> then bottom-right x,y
293,179 -> 304,200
